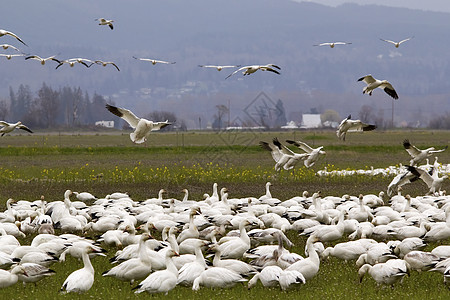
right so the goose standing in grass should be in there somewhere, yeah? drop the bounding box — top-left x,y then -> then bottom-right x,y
403,139 -> 447,166
358,74 -> 399,99
0,121 -> 33,136
247,265 -> 282,288
14,263 -> 56,284
95,18 -> 114,30
285,140 -> 326,168
132,249 -> 179,295
192,266 -> 247,291
225,64 -> 280,79
61,246 -> 96,293
358,262 -> 408,285
380,37 -> 413,48
105,104 -> 171,144
336,114 -> 376,141
198,64 -> 240,71
176,245 -> 207,286
313,41 -> 352,48
0,29 -> 27,46
25,55 -> 61,65
286,235 -> 321,280
133,56 -> 175,65
0,266 -> 27,288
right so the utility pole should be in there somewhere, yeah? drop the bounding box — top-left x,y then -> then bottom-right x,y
391,99 -> 394,128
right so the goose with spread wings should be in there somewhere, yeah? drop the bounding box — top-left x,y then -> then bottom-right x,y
93,60 -> 120,71
358,74 -> 399,100
133,56 -> 175,65
380,37 -> 413,48
403,139 -> 447,166
0,44 -> 20,51
313,42 -> 352,48
0,121 -> 33,136
95,18 -> 114,30
225,64 -> 280,79
336,115 -> 376,141
105,104 -> 171,144
285,140 -> 325,168
198,64 -> 241,71
25,55 -> 61,65
0,29 -> 27,46
260,138 -> 307,171
406,165 -> 448,195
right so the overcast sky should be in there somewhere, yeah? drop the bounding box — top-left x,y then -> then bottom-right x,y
296,0 -> 450,13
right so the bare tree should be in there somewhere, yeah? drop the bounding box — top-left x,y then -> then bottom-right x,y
36,83 -> 60,128
359,105 -> 375,123
0,99 -> 8,120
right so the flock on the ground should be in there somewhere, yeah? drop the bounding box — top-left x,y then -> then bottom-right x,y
0,183 -> 449,294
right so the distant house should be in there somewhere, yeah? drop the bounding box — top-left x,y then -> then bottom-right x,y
300,114 -> 322,129
95,120 -> 114,128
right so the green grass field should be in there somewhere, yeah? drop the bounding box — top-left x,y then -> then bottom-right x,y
0,129 -> 449,299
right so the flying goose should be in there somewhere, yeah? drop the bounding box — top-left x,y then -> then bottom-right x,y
56,58 -> 93,69
380,37 -> 413,48
313,42 -> 352,48
225,64 -> 281,79
285,140 -> 326,168
358,74 -> 399,99
403,139 -> 447,166
0,29 -> 27,46
0,44 -> 20,51
95,18 -> 114,30
105,104 -> 172,144
93,60 -> 120,71
198,64 -> 241,71
336,115 -> 376,141
406,165 -> 448,195
0,121 -> 33,136
25,55 -> 61,65
133,56 -> 175,65
0,53 -> 24,60
260,138 -> 307,171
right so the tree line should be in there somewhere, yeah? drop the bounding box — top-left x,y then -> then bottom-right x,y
0,83 -> 184,131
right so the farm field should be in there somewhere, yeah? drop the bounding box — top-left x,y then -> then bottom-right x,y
0,129 -> 449,299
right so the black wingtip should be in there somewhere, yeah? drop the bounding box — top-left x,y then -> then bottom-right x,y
403,139 -> 411,149
363,124 -> 377,132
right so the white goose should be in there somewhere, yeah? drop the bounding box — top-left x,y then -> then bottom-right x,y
0,43 -> 20,51
216,220 -> 252,259
133,249 -> 179,295
25,55 -> 60,65
133,56 -> 175,65
211,244 -> 257,276
358,74 -> 399,99
176,244 -> 207,286
260,138 -> 307,171
102,233 -> 153,284
380,37 -> 413,48
358,262 -> 408,285
0,265 -> 27,288
176,207 -> 201,243
336,114 -> 376,141
192,266 -> 247,290
13,263 -> 55,284
313,41 -> 352,48
93,60 -> 120,71
0,29 -> 27,46
403,139 -> 447,166
225,64 -> 281,79
285,139 -> 326,168
0,53 -> 25,60
199,64 -> 240,71
95,18 -> 114,30
105,104 -> 171,144
0,121 -> 33,136
248,265 -> 282,288
286,235 -> 321,280
61,246 -> 96,293
407,165 -> 448,195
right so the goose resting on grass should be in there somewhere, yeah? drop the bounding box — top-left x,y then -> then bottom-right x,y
358,74 -> 399,99
0,121 -> 33,136
336,115 -> 376,141
105,104 -> 172,144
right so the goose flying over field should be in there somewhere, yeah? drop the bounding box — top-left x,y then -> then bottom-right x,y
0,121 -> 33,136
93,60 -> 120,71
25,55 -> 61,65
313,42 -> 352,48
358,74 -> 398,99
198,65 -> 241,71
105,104 -> 172,144
133,56 -> 176,65
406,165 -> 448,195
285,140 -> 326,168
0,44 -> 20,51
225,64 -> 281,79
336,115 -> 376,141
403,139 -> 447,166
260,138 -> 308,171
0,53 -> 24,60
380,37 -> 413,48
95,18 -> 114,30
0,29 -> 27,46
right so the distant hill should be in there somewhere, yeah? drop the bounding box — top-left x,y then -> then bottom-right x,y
1,0 -> 449,128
